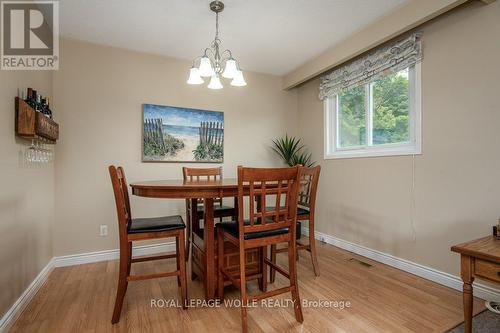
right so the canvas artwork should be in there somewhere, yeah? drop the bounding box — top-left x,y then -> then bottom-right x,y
142,104 -> 224,163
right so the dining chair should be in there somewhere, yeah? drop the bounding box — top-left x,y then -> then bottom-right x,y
217,166 -> 304,333
270,165 -> 321,281
109,166 -> 187,324
183,167 -> 237,262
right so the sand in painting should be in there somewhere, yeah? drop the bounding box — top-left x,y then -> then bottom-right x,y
162,124 -> 198,161
166,134 -> 198,161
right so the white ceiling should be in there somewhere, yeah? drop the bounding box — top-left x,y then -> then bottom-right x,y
59,0 -> 409,76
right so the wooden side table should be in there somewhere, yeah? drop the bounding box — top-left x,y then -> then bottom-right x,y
451,236 -> 500,333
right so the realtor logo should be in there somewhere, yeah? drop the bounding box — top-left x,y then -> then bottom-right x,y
1,0 -> 59,70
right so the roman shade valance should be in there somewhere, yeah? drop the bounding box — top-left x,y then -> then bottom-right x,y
319,32 -> 423,100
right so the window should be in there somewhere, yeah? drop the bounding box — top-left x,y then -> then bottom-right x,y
324,63 -> 421,159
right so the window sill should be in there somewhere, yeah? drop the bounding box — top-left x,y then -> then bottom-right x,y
324,146 -> 421,160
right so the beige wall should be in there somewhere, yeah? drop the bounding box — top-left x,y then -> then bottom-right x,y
52,39 -> 298,256
0,71 -> 53,316
296,1 -> 500,276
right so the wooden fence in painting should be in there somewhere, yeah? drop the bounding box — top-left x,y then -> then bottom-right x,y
144,118 -> 166,151
199,121 -> 224,146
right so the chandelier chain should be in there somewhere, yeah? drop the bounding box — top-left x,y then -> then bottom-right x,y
215,11 -> 219,41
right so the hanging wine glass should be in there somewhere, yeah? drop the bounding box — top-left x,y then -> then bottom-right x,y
27,139 -> 36,163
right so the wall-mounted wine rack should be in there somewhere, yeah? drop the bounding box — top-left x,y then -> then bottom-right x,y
15,97 -> 59,143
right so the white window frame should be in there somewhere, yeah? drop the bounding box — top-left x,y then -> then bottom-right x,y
324,63 -> 422,159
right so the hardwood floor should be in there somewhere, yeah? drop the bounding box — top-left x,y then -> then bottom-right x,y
10,240 -> 484,332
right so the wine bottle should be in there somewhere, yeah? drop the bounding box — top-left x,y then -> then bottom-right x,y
32,90 -> 38,112
36,93 -> 43,114
40,95 -> 47,117
42,98 -> 50,118
26,88 -> 35,109
45,97 -> 53,118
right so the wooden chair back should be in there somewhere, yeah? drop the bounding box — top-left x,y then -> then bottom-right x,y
297,166 -> 321,215
237,166 -> 300,237
182,166 -> 223,181
183,167 -> 224,206
109,166 -> 132,236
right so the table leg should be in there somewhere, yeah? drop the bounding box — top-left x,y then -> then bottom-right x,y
204,198 -> 215,299
461,255 -> 474,333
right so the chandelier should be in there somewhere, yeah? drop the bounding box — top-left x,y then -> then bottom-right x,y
187,1 -> 246,89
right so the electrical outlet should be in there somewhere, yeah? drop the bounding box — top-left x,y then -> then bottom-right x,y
100,224 -> 108,236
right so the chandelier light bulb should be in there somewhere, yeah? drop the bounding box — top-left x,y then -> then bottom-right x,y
208,75 -> 223,89
230,70 -> 247,87
222,58 -> 238,79
187,67 -> 204,85
198,56 -> 215,77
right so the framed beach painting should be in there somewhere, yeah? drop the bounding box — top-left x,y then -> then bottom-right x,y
142,104 -> 224,163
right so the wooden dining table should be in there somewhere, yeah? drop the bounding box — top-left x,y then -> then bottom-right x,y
130,178 -> 241,300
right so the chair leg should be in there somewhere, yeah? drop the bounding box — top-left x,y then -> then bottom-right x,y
178,230 -> 188,309
176,237 -> 181,287
239,246 -> 248,333
185,200 -> 191,262
258,246 -> 267,292
126,242 -> 132,276
217,227 -> 225,300
112,243 -> 130,324
288,240 -> 303,323
309,218 -> 320,277
269,244 -> 276,283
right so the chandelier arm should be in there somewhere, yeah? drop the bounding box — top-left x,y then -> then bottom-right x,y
191,55 -> 203,67
221,49 -> 233,60
235,59 -> 242,71
203,48 -> 215,58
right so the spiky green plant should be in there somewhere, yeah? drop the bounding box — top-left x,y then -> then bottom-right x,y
272,134 -> 315,167
271,134 -> 304,166
291,150 -> 315,167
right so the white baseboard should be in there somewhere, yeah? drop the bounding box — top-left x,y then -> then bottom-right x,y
53,241 -> 177,267
302,226 -> 500,302
0,241 -> 176,332
0,258 -> 55,332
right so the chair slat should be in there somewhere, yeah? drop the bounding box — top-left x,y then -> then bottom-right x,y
249,182 -> 255,226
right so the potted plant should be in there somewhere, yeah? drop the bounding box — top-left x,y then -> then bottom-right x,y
271,134 -> 315,167
271,134 -> 315,240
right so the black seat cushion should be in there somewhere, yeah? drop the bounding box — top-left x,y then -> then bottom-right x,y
217,220 -> 289,240
128,215 -> 185,234
265,206 -> 309,216
297,207 -> 309,216
196,205 -> 236,217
